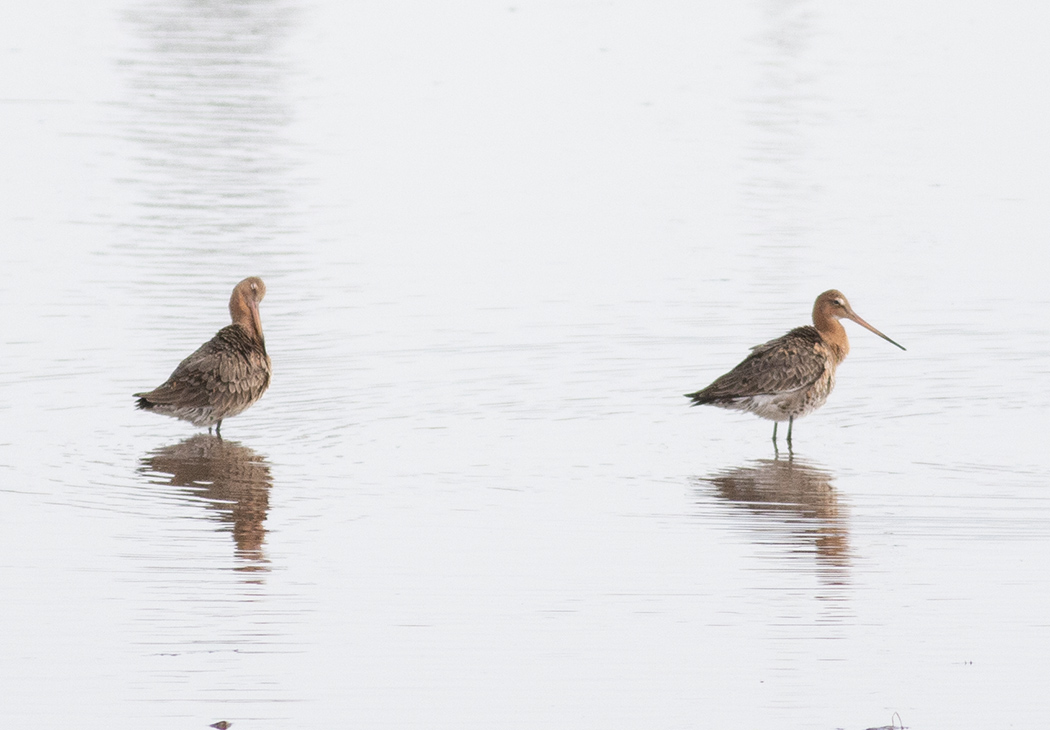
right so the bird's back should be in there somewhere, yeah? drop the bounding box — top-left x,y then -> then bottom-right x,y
135,324 -> 271,426
687,326 -> 829,406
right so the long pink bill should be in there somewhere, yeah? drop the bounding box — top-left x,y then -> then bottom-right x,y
846,311 -> 906,351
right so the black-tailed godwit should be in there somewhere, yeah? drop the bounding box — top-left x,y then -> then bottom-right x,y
135,277 -> 271,436
685,290 -> 904,446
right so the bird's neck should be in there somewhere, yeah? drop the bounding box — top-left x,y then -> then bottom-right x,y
230,295 -> 264,345
814,314 -> 850,364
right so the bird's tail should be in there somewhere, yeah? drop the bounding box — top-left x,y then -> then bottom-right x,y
684,391 -> 712,407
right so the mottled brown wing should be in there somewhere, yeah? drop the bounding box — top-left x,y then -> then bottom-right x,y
211,328 -> 271,398
688,327 -> 826,403
136,326 -> 269,407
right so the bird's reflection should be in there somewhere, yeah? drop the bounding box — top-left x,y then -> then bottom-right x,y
694,456 -> 850,590
139,435 -> 272,574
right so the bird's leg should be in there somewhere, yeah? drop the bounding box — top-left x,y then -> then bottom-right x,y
772,421 -> 778,445
215,420 -> 223,439
786,417 -> 794,445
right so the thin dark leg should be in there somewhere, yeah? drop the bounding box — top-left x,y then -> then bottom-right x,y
786,417 -> 794,444
215,420 -> 223,438
772,422 -> 778,444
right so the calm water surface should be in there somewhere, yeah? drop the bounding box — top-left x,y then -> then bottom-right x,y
3,1 -> 1050,728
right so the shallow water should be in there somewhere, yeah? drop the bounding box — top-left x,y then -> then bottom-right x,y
3,1 -> 1050,728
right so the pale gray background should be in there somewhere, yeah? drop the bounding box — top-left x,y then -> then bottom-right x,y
2,1 -> 1049,728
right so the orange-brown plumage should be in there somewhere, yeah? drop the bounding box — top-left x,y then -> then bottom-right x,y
135,277 -> 271,435
686,290 -> 904,445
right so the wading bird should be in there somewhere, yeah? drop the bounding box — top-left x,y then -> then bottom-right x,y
685,290 -> 904,447
135,277 -> 271,436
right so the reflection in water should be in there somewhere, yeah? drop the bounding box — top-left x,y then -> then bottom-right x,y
120,0 -> 299,258
694,457 -> 849,590
741,0 -> 823,276
140,435 -> 272,573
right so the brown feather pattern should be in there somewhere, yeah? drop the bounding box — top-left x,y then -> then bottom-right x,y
136,278 -> 271,430
684,290 -> 904,437
686,326 -> 834,422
